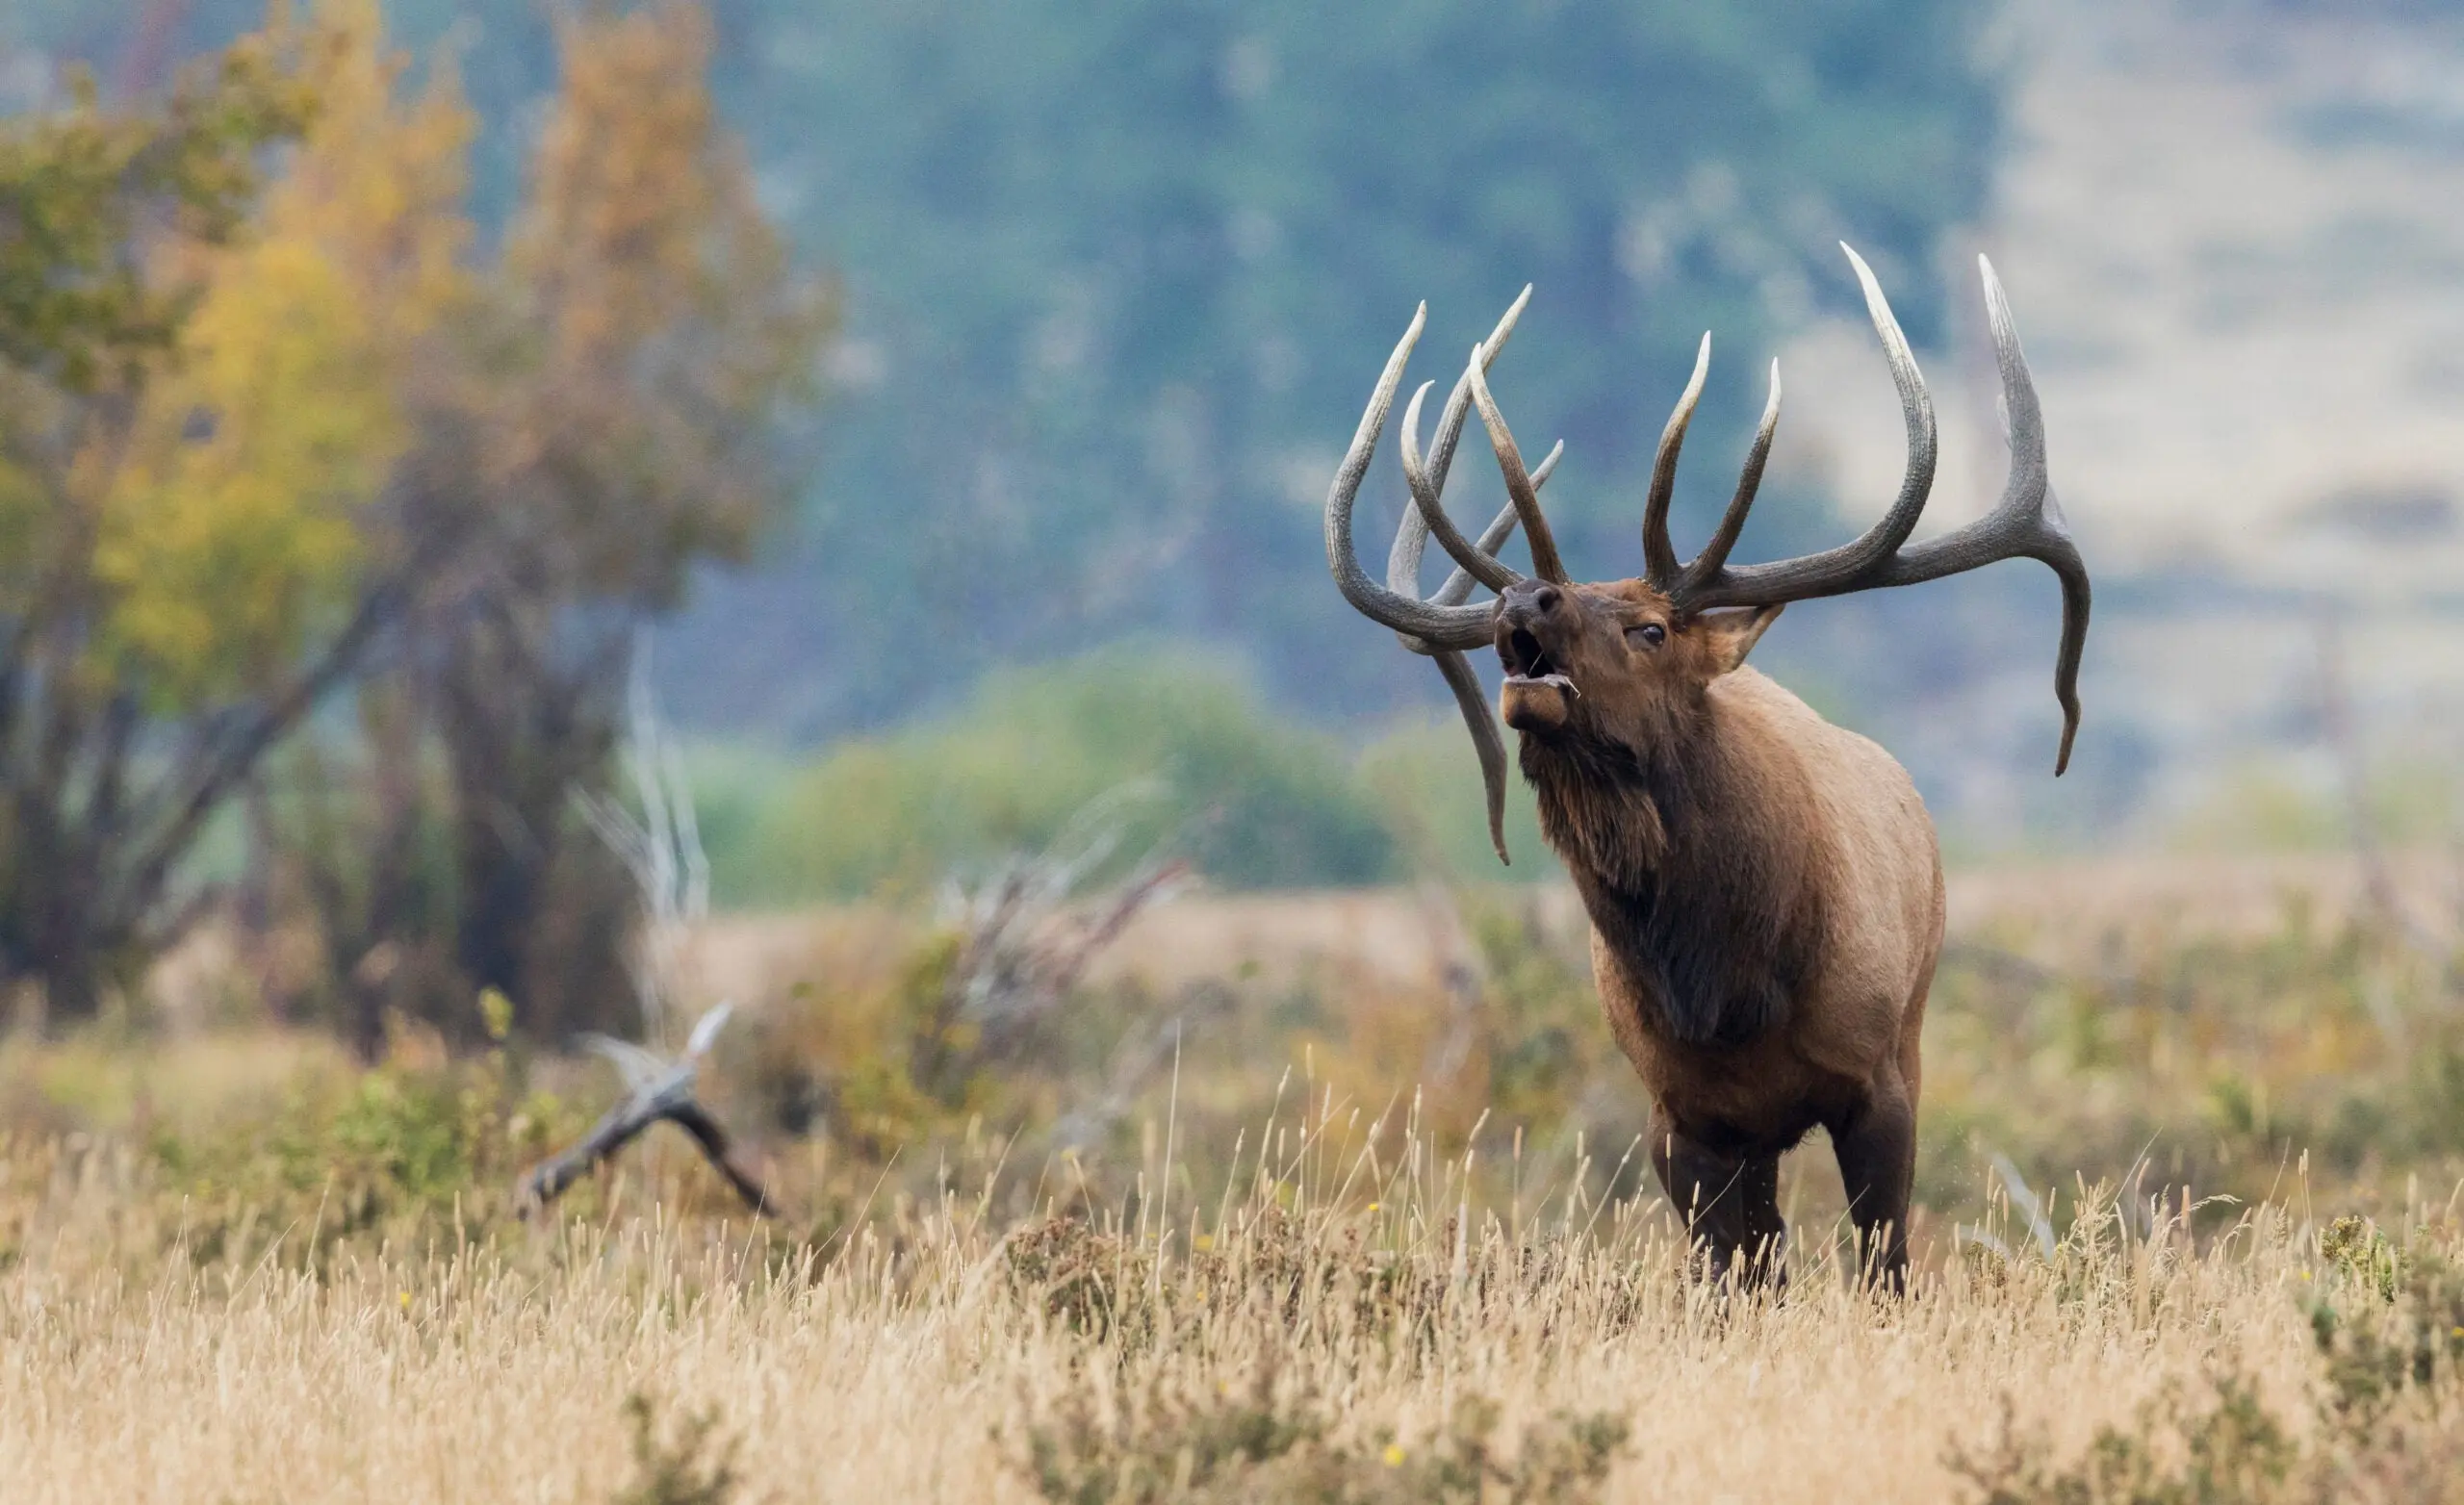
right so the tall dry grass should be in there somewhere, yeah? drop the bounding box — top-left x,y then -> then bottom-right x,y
3,1084 -> 2462,1503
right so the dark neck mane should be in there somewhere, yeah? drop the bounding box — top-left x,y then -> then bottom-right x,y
1522,695 -> 1821,1048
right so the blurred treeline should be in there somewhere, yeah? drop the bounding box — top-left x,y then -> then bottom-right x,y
0,1 -> 826,1044
7,0 -> 2008,735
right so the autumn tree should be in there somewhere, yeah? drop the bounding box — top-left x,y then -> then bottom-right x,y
193,0 -> 481,1056
0,0 -> 817,1040
266,1 -> 828,1054
0,16 -> 375,1022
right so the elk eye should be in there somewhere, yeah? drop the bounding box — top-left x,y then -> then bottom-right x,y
1629,623 -> 1667,650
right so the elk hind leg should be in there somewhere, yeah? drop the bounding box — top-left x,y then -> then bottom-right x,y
1831,1087 -> 1916,1292
1651,1114 -> 1786,1289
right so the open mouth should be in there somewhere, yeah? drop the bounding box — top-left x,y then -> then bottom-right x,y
1502,629 -> 1577,695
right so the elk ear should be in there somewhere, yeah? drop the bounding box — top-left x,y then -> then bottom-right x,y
1697,604 -> 1784,676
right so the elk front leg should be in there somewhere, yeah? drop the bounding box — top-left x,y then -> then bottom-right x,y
1650,1109 -> 1786,1288
1831,1087 -> 1916,1291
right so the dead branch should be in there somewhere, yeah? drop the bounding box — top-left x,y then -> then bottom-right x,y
934,785 -> 1189,1048
518,1003 -> 773,1217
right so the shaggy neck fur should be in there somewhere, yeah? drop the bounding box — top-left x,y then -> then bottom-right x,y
1521,686 -> 1823,1049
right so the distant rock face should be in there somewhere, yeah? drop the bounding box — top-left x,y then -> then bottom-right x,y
1750,0 -> 2464,852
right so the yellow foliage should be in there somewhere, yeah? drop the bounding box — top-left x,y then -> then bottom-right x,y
98,239 -> 385,697
255,0 -> 474,346
490,1 -> 825,580
96,0 -> 475,702
515,2 -> 740,370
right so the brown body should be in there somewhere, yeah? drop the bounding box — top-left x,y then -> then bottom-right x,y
1321,252 -> 2090,1288
1501,581 -> 1943,1280
1552,671 -> 1939,1118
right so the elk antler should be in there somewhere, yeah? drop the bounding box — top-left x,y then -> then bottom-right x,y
1640,334 -> 1712,584
1651,246 -> 2091,775
1389,445 -> 1562,867
1465,356 -> 1573,585
1396,286 -> 1541,597
1327,297 -> 1569,649
1328,292 -> 1568,861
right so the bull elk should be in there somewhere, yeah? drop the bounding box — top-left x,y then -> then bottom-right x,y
1323,247 -> 2090,1287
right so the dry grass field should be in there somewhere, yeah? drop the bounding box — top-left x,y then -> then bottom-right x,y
6,854 -> 2464,1503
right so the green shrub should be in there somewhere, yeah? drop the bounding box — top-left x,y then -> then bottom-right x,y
142,1049 -> 584,1262
704,646 -> 1399,901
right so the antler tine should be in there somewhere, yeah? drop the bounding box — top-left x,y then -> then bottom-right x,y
1678,243 -> 1938,609
1399,380 -> 1522,595
1324,304 -> 1502,650
1383,434 -> 1558,868
1642,333 -> 1712,587
1439,445 -> 1557,601
1675,359 -> 1782,595
1675,254 -> 2088,775
1389,448 -> 1560,612
1384,498 -> 1544,867
1466,352 -> 1573,584
1390,380 -> 1446,589
1399,290 -> 1535,592
1429,286 -> 1533,486
1854,255 -> 2090,773
1436,649 -> 1515,864
1841,242 -> 1938,566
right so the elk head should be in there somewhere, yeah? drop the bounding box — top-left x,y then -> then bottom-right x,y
1323,246 -> 2091,862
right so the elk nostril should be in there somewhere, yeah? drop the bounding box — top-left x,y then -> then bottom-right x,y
1531,585 -> 1561,613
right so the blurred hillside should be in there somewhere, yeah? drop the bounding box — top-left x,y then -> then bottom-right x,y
1771,0 -> 2464,847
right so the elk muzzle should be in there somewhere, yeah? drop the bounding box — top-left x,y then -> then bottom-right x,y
1496,581 -> 1578,732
